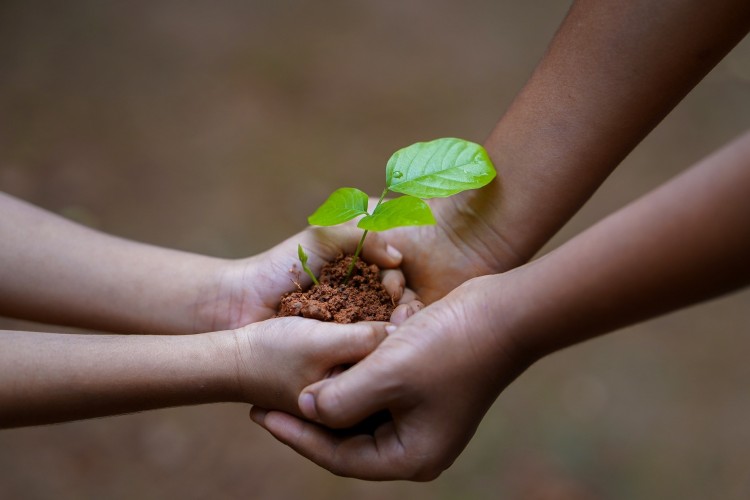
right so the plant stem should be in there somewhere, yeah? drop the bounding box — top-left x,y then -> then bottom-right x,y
298,244 -> 320,286
344,229 -> 369,280
344,188 -> 389,282
303,264 -> 320,286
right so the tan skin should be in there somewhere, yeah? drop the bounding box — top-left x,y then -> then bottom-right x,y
0,318 -> 390,428
249,0 -> 750,481
0,192 -> 414,334
3,0 -> 747,461
253,130 -> 750,481
0,193 -> 420,427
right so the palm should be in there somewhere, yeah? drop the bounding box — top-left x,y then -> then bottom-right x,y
204,226 -> 407,330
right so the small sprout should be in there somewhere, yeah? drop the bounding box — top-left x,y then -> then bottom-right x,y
297,244 -> 319,286
304,137 -> 496,281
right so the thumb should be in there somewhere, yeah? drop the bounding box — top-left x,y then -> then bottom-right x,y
360,232 -> 403,269
299,356 -> 391,429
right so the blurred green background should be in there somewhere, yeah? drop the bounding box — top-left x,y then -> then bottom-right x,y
1,1 -> 749,498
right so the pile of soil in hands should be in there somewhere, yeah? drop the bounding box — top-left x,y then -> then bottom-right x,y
276,254 -> 395,323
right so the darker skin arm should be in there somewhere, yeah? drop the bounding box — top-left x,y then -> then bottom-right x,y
396,0 -> 750,302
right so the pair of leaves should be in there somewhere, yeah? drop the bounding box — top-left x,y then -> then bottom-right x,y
307,187 -> 436,231
308,138 -> 496,232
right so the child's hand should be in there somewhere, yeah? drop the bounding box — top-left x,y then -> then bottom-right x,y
195,226 -> 421,331
231,317 -> 390,416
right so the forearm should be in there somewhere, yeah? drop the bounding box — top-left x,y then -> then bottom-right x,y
447,0 -> 750,267
0,193 -> 227,334
0,329 -> 240,427
504,132 -> 750,358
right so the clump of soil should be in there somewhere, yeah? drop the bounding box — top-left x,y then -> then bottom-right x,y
276,254 -> 395,323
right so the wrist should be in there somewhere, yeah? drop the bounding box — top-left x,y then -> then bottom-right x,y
488,259 -> 591,364
419,274 -> 535,399
190,257 -> 262,333
457,272 -> 544,372
433,187 -> 528,274
198,329 -> 247,403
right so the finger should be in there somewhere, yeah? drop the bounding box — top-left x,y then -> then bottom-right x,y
249,405 -> 267,425
380,269 -> 405,302
360,233 -> 402,269
298,351 -> 396,428
389,299 -> 424,325
313,321 -> 388,367
254,409 -> 410,480
300,226 -> 362,263
399,287 -> 419,305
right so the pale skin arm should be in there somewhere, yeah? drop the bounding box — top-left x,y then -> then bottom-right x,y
251,131 -> 750,480
385,0 -> 750,303
0,192 -> 409,334
0,317 -> 389,428
0,192 -> 224,334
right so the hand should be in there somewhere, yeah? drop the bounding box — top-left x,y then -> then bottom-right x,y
378,195 -> 526,304
193,225 -> 420,331
232,317 -> 391,416
249,274 -> 534,480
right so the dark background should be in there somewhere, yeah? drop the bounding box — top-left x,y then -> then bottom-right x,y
1,1 -> 749,498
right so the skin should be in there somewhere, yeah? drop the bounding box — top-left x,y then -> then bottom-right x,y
379,0 -> 750,304
0,191 -> 415,334
0,192 -> 420,427
252,129 -> 750,481
0,318 -> 390,428
248,0 -> 750,481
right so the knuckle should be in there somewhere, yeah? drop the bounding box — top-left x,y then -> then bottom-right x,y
316,386 -> 346,425
349,324 -> 382,355
364,325 -> 384,349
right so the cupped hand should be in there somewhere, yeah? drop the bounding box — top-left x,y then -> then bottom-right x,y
249,274 -> 534,481
378,196 -> 525,304
194,225 -> 421,332
232,317 -> 392,416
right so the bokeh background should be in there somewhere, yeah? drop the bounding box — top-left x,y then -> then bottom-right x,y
1,1 -> 749,498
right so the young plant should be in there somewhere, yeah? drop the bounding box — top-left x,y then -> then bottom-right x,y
303,137 -> 496,281
297,244 -> 319,286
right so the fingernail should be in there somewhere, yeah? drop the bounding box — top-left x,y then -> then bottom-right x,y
385,324 -> 397,334
299,392 -> 319,420
386,244 -> 402,261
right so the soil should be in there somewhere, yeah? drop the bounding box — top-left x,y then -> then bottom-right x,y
276,254 -> 395,323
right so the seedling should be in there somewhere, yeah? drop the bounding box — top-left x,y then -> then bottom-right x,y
297,244 -> 319,286
302,137 -> 496,282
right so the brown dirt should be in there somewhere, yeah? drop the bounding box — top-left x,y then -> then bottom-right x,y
276,254 -> 395,323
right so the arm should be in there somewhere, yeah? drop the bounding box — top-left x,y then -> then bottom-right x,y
0,318 -> 388,428
0,192 -> 224,334
0,192 -> 406,333
385,0 -> 750,303
250,131 -> 750,480
498,130 -> 750,358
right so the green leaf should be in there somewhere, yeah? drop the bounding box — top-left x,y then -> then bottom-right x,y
297,244 -> 309,265
308,187 -> 369,226
297,244 -> 319,285
357,196 -> 436,231
386,138 -> 496,198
